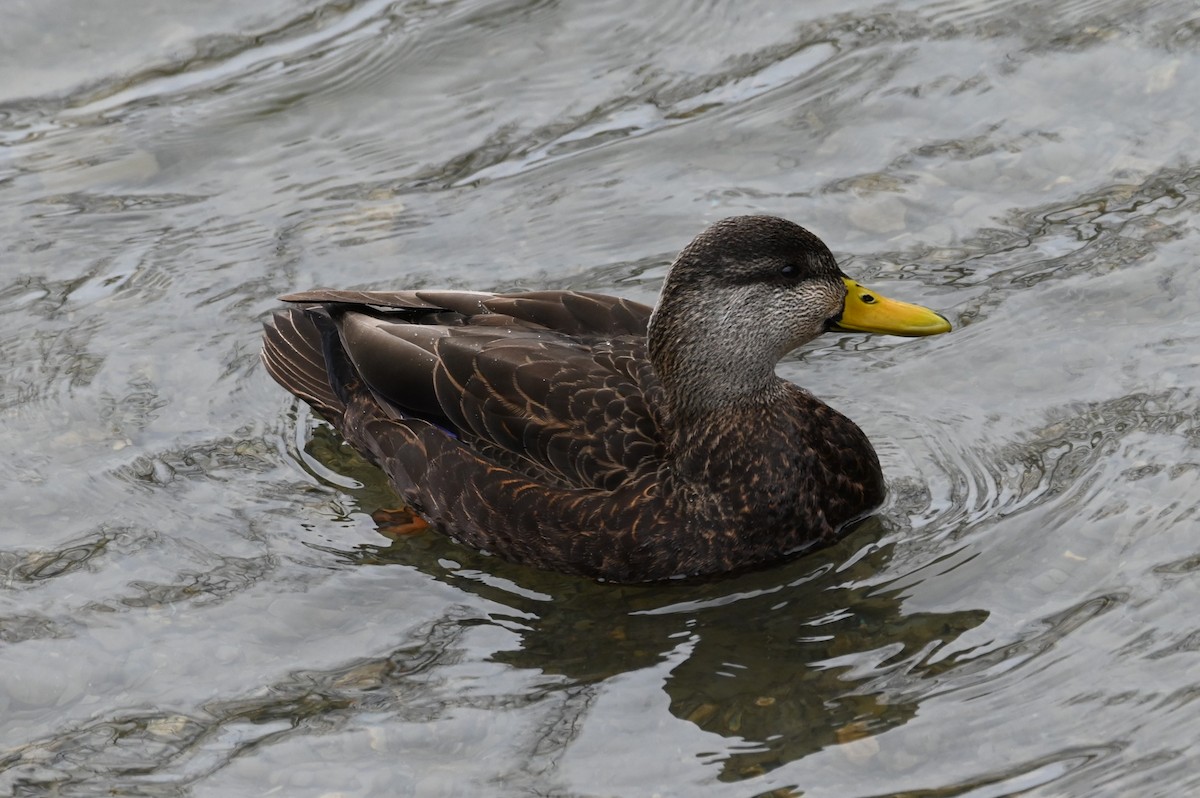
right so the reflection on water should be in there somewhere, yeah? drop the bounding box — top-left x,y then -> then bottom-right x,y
4,0 -> 1200,795
354,507 -> 988,783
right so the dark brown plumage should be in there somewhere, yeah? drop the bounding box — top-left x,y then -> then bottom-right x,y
262,215 -> 950,582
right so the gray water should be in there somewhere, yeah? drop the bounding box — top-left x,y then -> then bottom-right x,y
3,1 -> 1200,795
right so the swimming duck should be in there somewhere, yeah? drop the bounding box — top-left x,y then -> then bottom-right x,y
262,215 -> 950,582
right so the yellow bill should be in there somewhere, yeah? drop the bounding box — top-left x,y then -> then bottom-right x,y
834,277 -> 952,337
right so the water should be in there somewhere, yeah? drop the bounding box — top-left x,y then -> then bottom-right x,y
3,0 -> 1200,795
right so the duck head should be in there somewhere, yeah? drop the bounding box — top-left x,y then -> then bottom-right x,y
647,215 -> 950,419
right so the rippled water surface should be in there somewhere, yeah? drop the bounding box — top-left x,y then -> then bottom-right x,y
4,1 -> 1200,795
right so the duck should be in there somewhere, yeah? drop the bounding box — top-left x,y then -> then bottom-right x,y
262,215 -> 951,582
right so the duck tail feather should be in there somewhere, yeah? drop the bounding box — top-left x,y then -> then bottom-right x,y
261,308 -> 346,422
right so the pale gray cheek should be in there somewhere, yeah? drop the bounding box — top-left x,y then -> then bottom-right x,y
783,292 -> 830,333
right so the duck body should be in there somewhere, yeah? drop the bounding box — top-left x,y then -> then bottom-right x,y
263,216 -> 949,582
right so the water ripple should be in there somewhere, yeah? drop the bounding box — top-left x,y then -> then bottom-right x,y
3,0 -> 1200,795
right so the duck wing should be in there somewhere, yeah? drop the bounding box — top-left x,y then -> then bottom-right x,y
277,288 -> 651,336
264,290 -> 663,491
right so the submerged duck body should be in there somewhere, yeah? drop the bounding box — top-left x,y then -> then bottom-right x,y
262,216 -> 950,582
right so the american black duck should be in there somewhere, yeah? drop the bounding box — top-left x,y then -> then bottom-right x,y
262,215 -> 951,582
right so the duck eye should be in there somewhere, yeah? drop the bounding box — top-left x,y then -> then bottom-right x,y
779,263 -> 800,278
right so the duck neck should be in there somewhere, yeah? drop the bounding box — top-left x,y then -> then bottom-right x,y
647,297 -> 784,427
